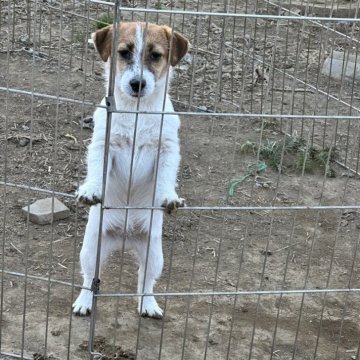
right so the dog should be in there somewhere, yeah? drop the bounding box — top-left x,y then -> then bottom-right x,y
72,22 -> 189,319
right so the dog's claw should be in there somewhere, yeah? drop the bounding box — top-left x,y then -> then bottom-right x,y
72,307 -> 91,317
72,290 -> 93,316
76,182 -> 102,206
141,311 -> 163,319
77,194 -> 101,206
138,299 -> 163,319
161,198 -> 185,214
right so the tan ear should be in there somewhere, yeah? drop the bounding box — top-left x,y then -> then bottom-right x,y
162,26 -> 189,67
92,24 -> 113,62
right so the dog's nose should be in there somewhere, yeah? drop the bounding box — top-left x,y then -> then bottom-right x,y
130,78 -> 146,93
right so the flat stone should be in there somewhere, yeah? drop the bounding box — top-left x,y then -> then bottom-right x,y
22,197 -> 70,225
321,50 -> 360,81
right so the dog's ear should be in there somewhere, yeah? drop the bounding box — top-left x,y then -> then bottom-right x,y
92,24 -> 113,62
162,26 -> 189,67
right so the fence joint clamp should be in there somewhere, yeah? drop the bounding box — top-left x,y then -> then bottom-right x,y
105,96 -> 116,113
91,278 -> 101,294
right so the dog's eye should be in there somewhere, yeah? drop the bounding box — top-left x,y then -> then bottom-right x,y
119,49 -> 132,60
150,52 -> 162,61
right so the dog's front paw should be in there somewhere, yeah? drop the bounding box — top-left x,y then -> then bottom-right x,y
161,197 -> 185,214
72,290 -> 93,316
77,182 -> 102,205
138,297 -> 163,319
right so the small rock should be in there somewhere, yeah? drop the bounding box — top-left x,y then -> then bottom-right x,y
18,35 -> 32,46
82,116 -> 94,130
182,53 -> 193,64
208,338 -> 219,346
341,172 -> 355,178
18,138 -> 30,147
198,105 -> 207,112
260,250 -> 272,256
321,50 -> 360,81
22,198 -> 70,225
51,329 -> 61,336
87,38 -> 94,49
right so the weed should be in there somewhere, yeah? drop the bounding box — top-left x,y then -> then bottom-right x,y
239,134 -> 337,176
96,14 -> 113,30
74,30 -> 85,44
259,139 -> 282,171
239,140 -> 257,155
155,1 -> 162,10
228,162 -> 267,196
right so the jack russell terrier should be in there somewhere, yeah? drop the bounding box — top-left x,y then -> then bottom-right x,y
72,22 -> 189,318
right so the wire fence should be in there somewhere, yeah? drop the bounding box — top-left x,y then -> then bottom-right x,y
1,0 -> 360,359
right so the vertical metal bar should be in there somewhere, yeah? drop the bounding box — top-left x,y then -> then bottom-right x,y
19,0 -> 41,355
214,1 -> 229,106
26,0 -> 31,41
180,11 -> 233,360
180,216 -> 203,360
111,4 -> 152,356
0,0 -> 12,353
88,1 -> 121,358
10,0 -> 15,50
202,211 -> 226,359
277,0 -> 292,132
340,3 -> 360,168
157,217 -> 179,360
324,1 -> 337,148
291,140 -> 336,359
202,1 -> 230,358
229,0 -> 240,104
43,0 -> 63,353
186,2 -> 204,111
134,9 -> 177,356
268,8 -> 326,358
66,2 -> 92,357
299,2 -> 313,139
313,6 -> 360,357
288,3 -> 308,135
69,0 -> 76,69
155,14 -> 189,359
247,0 -> 259,115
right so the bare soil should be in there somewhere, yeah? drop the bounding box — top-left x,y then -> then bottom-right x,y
1,1 -> 360,359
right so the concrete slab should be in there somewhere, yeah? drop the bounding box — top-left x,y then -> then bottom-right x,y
22,197 -> 70,225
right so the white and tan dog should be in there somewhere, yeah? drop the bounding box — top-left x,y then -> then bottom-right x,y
72,22 -> 189,318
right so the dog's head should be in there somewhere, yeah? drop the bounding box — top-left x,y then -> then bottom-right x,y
92,22 -> 189,99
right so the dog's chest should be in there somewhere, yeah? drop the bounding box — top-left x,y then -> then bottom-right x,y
108,120 -> 165,189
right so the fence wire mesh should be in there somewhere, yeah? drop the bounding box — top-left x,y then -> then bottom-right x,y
1,0 -> 360,359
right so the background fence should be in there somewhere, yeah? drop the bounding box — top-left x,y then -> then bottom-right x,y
1,0 -> 360,359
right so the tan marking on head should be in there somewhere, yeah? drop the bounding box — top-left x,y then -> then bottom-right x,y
140,23 -> 190,78
92,22 -> 190,78
161,25 -> 190,67
91,24 -> 113,62
92,23 -> 139,63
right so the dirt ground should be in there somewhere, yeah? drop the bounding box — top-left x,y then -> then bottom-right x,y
1,0 -> 360,359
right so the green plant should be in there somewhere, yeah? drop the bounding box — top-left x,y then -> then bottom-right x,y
259,139 -> 282,170
239,134 -> 337,177
239,140 -> 257,155
96,14 -> 113,30
74,30 -> 85,44
154,1 -> 162,9
228,162 -> 267,196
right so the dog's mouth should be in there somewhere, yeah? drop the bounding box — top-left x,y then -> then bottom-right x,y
130,92 -> 145,98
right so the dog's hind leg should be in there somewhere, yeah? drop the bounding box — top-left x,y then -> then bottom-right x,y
72,205 -> 117,316
133,211 -> 164,319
